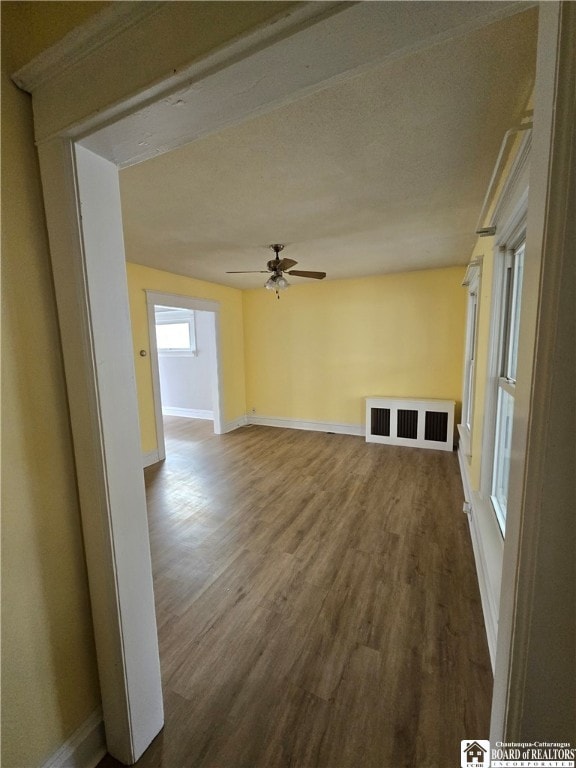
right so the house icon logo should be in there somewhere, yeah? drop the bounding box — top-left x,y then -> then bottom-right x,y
461,739 -> 490,768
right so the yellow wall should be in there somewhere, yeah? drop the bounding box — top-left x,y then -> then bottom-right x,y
126,263 -> 247,453
243,267 -> 466,426
4,0 -> 111,71
1,4 -> 104,766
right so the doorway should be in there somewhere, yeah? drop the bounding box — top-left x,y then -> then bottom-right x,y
146,291 -> 223,465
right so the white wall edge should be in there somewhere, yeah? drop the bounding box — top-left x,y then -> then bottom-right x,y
142,450 -> 160,468
162,407 -> 214,420
458,445 -> 500,672
248,414 -> 364,437
41,709 -> 106,768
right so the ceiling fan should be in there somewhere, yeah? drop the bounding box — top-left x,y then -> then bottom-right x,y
226,244 -> 326,297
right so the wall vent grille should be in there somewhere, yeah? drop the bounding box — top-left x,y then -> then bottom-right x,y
425,411 -> 449,442
365,397 -> 455,451
371,408 -> 390,437
397,409 -> 418,439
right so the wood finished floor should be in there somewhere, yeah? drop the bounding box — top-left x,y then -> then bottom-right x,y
99,417 -> 492,768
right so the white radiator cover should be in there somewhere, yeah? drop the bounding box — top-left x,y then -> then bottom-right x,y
365,397 -> 455,451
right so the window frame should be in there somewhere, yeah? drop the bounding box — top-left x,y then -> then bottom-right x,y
154,308 -> 197,357
489,242 -> 525,533
481,210 -> 527,537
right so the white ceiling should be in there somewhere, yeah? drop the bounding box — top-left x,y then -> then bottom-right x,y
119,5 -> 538,289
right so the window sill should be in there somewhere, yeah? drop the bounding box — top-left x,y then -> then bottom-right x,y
157,350 -> 198,357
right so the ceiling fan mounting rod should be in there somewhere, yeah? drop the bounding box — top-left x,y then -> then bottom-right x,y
270,243 -> 284,260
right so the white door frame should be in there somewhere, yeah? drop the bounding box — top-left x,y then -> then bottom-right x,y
12,1 -> 573,761
34,138 -> 165,764
146,291 -> 224,462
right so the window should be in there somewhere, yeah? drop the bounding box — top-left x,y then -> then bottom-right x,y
156,321 -> 193,351
490,242 -> 524,534
154,307 -> 196,355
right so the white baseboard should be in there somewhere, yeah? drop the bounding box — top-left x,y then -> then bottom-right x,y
161,406 -> 213,420
458,445 -> 501,672
41,709 -> 106,768
220,415 -> 249,433
247,414 -> 364,437
217,414 -> 363,437
142,449 -> 161,468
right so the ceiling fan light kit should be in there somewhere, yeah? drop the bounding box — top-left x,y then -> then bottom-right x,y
266,274 -> 290,291
226,244 -> 326,299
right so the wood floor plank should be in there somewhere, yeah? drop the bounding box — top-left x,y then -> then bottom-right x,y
316,643 -> 395,768
197,681 -> 331,768
97,418 -> 492,768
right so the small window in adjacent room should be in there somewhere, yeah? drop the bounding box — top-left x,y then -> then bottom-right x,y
490,242 -> 524,534
156,321 -> 193,351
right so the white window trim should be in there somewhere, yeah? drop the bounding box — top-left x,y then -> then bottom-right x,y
490,241 -> 525,535
480,196 -> 528,534
459,259 -> 482,460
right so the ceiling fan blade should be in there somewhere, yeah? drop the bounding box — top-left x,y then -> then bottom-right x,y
276,258 -> 297,271
287,270 -> 327,280
226,270 -> 270,273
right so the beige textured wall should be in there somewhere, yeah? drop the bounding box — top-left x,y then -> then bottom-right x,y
1,4 -> 105,766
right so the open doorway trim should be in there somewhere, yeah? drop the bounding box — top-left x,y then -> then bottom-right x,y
146,291 -> 223,465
